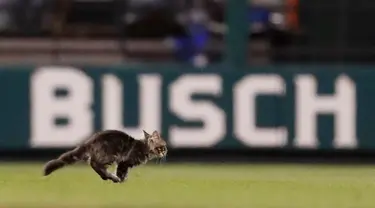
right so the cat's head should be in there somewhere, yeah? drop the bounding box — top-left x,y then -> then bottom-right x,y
143,130 -> 168,158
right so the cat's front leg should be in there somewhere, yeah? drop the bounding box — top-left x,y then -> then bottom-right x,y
116,161 -> 130,183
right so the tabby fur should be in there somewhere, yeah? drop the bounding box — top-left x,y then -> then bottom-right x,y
42,129 -> 167,183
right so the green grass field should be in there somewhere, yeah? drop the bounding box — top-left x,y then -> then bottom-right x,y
0,162 -> 375,208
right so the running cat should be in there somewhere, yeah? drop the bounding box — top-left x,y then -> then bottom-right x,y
43,129 -> 167,183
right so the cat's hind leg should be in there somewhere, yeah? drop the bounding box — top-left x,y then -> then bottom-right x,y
89,160 -> 121,183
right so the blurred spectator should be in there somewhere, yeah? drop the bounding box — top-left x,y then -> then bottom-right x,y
171,8 -> 210,67
0,0 -> 12,32
10,0 -> 46,35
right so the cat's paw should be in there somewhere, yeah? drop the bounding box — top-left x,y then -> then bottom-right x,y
118,176 -> 128,183
110,174 -> 122,183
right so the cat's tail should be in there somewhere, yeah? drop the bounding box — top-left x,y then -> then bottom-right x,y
43,146 -> 86,176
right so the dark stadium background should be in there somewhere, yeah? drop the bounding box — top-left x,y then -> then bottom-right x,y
1,1 -> 375,208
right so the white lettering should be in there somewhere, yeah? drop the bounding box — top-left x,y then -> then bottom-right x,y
233,75 -> 287,147
295,75 -> 357,148
30,66 -> 93,147
169,74 -> 225,148
102,74 -> 162,137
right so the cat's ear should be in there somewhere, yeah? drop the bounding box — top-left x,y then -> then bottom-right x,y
152,130 -> 159,137
143,130 -> 150,139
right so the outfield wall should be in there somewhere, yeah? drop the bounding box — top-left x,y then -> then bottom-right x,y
1,64 -> 375,162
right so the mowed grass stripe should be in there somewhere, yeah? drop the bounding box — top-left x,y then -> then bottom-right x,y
0,163 -> 374,208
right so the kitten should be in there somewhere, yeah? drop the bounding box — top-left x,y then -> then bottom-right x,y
42,129 -> 167,183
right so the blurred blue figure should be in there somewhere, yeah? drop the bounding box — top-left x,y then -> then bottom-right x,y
172,8 -> 209,67
248,6 -> 270,34
171,5 -> 271,66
